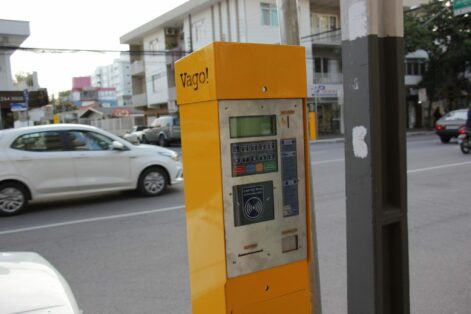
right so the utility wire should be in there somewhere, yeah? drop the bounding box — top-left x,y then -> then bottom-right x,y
0,45 -> 191,56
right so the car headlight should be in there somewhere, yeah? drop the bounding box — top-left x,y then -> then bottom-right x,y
158,151 -> 179,161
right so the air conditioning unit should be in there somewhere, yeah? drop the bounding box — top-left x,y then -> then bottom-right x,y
165,28 -> 176,36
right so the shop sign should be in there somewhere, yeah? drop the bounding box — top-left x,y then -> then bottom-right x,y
112,108 -> 130,117
10,103 -> 27,112
454,0 -> 471,16
309,84 -> 343,98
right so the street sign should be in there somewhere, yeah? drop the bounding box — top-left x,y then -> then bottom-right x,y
23,89 -> 29,103
454,0 -> 471,16
10,103 -> 27,112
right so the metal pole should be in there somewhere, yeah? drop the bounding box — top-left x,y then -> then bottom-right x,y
0,108 -> 4,129
276,0 -> 299,45
340,0 -> 410,313
277,1 -> 322,313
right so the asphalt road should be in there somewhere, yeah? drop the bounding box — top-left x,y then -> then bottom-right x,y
0,135 -> 470,314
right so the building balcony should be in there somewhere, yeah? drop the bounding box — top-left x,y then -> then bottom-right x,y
132,93 -> 147,107
309,29 -> 341,46
131,60 -> 145,77
314,72 -> 343,84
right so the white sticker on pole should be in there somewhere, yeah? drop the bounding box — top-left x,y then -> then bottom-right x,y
352,126 -> 368,159
348,1 -> 368,41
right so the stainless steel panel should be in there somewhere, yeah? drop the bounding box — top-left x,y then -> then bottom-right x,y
219,99 -> 308,278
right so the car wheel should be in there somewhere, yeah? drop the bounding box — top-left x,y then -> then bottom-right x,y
159,135 -> 167,147
0,183 -> 28,216
460,140 -> 470,154
440,136 -> 451,143
138,167 -> 168,196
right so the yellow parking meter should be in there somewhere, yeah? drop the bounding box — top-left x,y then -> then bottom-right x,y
176,42 -> 318,314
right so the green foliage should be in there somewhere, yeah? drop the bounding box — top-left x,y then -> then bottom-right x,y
405,0 -> 471,108
53,90 -> 77,112
14,72 -> 34,87
404,13 -> 432,54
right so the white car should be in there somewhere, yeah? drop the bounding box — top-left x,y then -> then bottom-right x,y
0,124 -> 183,216
123,125 -> 150,144
0,252 -> 81,314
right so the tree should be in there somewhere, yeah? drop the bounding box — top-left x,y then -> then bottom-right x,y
405,0 -> 471,125
14,72 -> 34,87
53,90 -> 77,113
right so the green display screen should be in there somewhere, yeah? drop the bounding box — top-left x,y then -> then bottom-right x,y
229,115 -> 276,138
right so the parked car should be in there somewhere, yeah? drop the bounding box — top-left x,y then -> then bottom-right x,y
0,252 -> 81,313
141,115 -> 181,147
0,124 -> 183,215
435,109 -> 468,143
123,125 -> 150,144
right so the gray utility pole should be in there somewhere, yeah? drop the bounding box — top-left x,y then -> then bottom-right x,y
276,1 -> 322,313
340,0 -> 410,313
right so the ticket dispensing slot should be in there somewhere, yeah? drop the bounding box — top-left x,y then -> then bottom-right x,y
220,99 -> 307,278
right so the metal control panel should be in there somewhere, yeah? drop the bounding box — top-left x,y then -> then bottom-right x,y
219,99 -> 307,278
231,140 -> 278,177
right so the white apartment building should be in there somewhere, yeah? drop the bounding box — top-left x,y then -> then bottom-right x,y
121,0 -> 429,132
92,56 -> 133,107
121,0 -> 313,123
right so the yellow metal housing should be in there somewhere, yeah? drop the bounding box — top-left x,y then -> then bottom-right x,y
176,42 -> 316,314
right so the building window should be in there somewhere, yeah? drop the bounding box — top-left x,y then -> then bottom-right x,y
311,13 -> 338,34
152,75 -> 158,92
405,59 -> 426,76
314,57 -> 329,73
192,19 -> 206,42
149,39 -> 160,54
261,3 -> 278,26
152,72 -> 165,93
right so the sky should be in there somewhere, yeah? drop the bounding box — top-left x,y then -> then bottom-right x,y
3,0 -> 188,96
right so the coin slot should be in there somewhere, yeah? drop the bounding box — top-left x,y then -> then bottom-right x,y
238,249 -> 264,257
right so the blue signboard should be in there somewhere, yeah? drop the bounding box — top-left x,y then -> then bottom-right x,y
10,103 -> 27,112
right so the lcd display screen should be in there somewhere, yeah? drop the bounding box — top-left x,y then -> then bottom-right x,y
229,115 -> 276,138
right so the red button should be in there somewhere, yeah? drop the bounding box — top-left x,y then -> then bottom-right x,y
235,166 -> 246,175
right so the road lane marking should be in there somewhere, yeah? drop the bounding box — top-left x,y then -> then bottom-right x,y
1,160 -> 470,236
311,158 -> 345,165
407,161 -> 471,174
311,159 -> 471,174
0,205 -> 185,236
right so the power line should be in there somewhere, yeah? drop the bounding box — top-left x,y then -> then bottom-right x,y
0,45 -> 191,56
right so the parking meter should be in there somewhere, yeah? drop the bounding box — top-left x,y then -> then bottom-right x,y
176,42 -> 318,314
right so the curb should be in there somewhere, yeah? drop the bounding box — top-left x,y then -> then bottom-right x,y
310,131 -> 435,145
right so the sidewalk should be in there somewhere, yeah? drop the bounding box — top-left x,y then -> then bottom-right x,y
311,130 -> 435,144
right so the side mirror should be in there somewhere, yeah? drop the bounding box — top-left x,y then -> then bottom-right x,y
112,141 -> 126,151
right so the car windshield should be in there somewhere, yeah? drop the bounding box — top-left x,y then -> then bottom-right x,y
136,126 -> 148,131
443,111 -> 467,121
